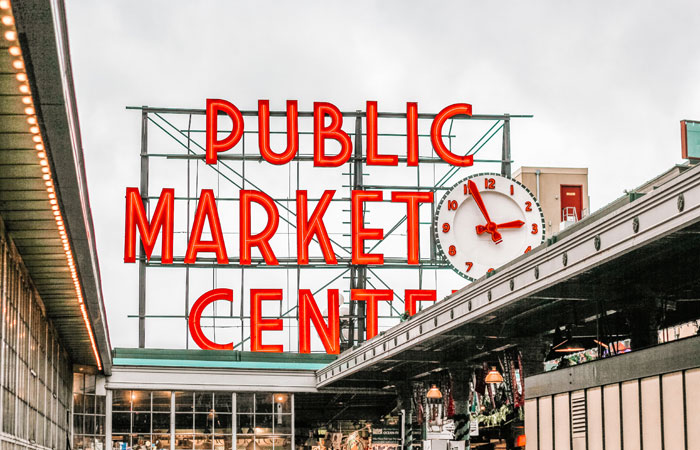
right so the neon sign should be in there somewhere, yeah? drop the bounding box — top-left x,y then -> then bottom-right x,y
124,100 -> 474,354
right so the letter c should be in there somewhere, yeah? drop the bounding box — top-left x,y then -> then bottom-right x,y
188,288 -> 234,350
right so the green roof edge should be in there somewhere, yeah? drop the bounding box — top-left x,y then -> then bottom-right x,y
112,347 -> 337,365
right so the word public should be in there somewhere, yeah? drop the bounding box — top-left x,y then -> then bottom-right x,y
124,99 -> 474,354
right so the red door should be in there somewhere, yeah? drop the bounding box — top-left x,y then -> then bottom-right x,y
560,185 -> 583,221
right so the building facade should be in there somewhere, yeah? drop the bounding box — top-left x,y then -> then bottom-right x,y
1,1 -> 112,449
514,167 -> 589,236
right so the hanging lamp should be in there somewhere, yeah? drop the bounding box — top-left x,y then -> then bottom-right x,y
485,366 -> 504,384
552,327 -> 569,351
554,334 -> 585,353
426,384 -> 443,399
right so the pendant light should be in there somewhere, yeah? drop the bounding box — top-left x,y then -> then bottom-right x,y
551,327 -> 567,349
426,384 -> 443,399
554,333 -> 585,353
552,327 -> 569,351
485,366 -> 504,384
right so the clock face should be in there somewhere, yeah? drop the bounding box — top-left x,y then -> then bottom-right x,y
435,173 -> 545,281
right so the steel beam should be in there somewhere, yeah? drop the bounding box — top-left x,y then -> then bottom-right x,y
127,105 -> 533,121
138,109 -> 149,348
501,114 -> 511,177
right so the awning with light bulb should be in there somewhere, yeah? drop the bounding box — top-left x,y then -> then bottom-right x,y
0,0 -> 111,373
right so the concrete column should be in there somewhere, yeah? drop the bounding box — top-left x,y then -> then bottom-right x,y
105,389 -> 112,450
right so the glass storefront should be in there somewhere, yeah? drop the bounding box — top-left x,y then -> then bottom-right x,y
109,391 -> 292,450
73,372 -> 107,450
112,390 -> 174,449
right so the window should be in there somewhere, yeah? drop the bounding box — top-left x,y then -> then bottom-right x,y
73,372 -> 106,450
109,391 -> 292,450
0,235 -> 74,450
175,392 -> 233,450
110,390 -> 173,450
236,393 -> 292,450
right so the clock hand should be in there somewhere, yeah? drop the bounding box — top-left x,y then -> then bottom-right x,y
474,222 -> 503,243
495,220 -> 525,229
467,180 -> 493,224
476,220 -> 524,234
468,180 -> 503,243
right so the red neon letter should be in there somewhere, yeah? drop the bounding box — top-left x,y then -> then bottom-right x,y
351,191 -> 384,265
206,99 -> 244,165
298,289 -> 340,354
391,191 -> 434,264
313,102 -> 352,167
430,103 -> 474,166
351,289 -> 393,340
258,100 -> 299,165
240,190 -> 279,265
297,190 -> 337,265
366,101 -> 398,166
188,288 -> 234,350
184,189 -> 228,264
250,289 -> 283,353
407,102 -> 419,166
124,187 -> 174,264
405,289 -> 436,316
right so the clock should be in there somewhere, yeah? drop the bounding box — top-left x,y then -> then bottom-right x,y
435,173 -> 545,281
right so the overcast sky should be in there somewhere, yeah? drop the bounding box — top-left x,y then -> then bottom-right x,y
64,1 -> 700,349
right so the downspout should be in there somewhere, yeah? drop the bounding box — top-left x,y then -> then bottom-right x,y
536,169 -> 542,234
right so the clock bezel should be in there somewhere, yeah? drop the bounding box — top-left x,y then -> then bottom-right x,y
433,172 -> 546,281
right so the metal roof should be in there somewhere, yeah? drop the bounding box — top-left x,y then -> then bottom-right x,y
0,0 -> 111,372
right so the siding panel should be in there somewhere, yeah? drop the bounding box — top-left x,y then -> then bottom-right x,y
621,380 -> 641,450
662,372 -> 685,450
554,393 -> 571,450
640,376 -> 662,450
525,398 -> 539,450
538,396 -> 553,450
587,387 -> 604,450
603,384 -> 622,450
687,368 -> 700,450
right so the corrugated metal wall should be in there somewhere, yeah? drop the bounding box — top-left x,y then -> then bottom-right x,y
524,368 -> 700,450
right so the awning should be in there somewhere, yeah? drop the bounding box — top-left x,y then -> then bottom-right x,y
0,0 -> 111,373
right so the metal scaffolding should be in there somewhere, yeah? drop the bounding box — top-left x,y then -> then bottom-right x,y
126,104 -> 531,351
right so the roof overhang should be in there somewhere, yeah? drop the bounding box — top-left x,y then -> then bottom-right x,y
316,163 -> 700,388
1,0 -> 111,373
107,348 -> 389,396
